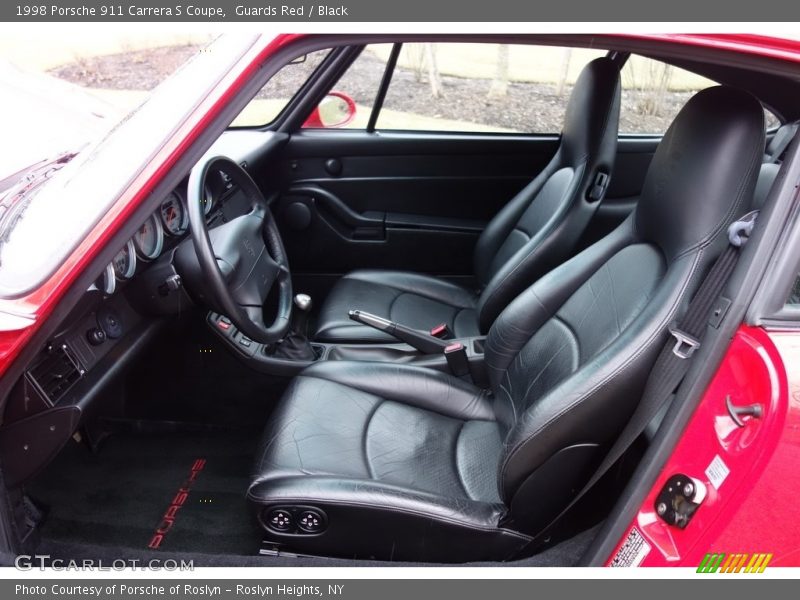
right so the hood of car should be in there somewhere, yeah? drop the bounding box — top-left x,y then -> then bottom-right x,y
0,60 -> 120,186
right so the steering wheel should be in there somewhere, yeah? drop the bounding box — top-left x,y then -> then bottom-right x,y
186,157 -> 292,344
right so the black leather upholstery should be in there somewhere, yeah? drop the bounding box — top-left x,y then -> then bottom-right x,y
315,57 -> 622,343
250,87 -> 765,562
314,270 -> 480,343
249,362 -> 529,561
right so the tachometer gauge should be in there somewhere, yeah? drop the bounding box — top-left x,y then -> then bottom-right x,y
133,214 -> 164,261
112,240 -> 137,280
160,192 -> 188,236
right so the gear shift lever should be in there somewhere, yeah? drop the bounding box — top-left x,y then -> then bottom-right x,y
292,293 -> 312,337
269,293 -> 317,361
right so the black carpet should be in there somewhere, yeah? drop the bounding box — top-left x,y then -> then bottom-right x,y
28,430 -> 263,555
36,526 -> 600,567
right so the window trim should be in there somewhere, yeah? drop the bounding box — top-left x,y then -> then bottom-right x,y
366,42 -> 402,132
744,134 -> 800,328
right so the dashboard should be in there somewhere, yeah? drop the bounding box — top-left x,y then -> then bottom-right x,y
0,160 -> 258,486
0,131 -> 286,487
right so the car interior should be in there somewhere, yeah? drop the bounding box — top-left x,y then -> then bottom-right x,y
1,34 -> 798,566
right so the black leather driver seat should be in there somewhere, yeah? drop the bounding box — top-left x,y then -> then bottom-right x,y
314,57 -> 622,343
249,87 -> 765,562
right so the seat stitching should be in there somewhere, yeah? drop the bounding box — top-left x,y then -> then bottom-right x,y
365,274 -> 476,309
362,400 -> 384,481
517,322 -> 576,408
500,371 -> 517,423
385,291 -> 403,322
606,262 -> 622,335
452,421 -> 473,500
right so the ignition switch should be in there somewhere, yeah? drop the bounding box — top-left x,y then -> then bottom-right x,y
654,474 -> 707,529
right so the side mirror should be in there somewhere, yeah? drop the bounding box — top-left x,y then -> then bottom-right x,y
303,92 -> 357,128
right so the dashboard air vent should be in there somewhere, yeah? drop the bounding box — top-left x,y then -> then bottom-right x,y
27,343 -> 85,404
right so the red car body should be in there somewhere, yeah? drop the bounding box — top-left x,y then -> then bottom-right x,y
1,33 -> 799,567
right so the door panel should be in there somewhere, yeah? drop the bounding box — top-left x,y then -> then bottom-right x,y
259,131 -> 659,291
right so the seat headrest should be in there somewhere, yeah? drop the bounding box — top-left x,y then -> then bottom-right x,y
560,57 -> 621,165
635,86 -> 765,261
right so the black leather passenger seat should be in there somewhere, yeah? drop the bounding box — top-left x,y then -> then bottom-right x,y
315,57 -> 623,343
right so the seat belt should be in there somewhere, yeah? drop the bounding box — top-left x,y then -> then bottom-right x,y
528,210 -> 759,547
765,123 -> 798,163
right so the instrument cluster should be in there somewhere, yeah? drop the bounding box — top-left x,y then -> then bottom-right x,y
95,182 -> 217,296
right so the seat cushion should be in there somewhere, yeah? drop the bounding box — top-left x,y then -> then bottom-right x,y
248,361 -> 531,562
314,270 -> 480,343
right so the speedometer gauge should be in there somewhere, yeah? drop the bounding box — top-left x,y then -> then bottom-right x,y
112,240 -> 137,280
160,192 -> 187,236
133,214 -> 163,261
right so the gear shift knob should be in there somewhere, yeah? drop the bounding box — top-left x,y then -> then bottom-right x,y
294,293 -> 312,312
270,293 -> 316,361
291,294 -> 313,339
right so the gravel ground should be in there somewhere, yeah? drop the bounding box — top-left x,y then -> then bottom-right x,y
50,44 -> 704,134
51,44 -> 200,91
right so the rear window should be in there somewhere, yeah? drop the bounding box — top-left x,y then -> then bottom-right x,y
619,55 -> 780,134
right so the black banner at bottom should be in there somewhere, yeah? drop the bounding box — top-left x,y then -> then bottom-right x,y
4,579 -> 796,600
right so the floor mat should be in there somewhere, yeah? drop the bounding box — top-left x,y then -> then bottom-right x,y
28,430 -> 263,556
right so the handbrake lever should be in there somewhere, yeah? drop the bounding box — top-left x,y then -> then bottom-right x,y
348,310 -> 448,354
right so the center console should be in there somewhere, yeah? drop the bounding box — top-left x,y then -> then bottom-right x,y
206,302 -> 489,386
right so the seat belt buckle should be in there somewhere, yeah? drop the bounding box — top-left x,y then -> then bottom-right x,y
444,342 -> 471,380
430,323 -> 451,339
669,328 -> 700,359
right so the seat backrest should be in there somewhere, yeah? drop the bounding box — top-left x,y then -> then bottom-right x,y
473,57 -> 622,332
482,86 -> 765,533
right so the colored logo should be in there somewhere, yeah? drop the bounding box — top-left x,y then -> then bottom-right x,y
697,553 -> 772,573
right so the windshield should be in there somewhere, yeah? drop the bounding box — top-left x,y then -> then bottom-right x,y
0,32 -> 217,181
0,34 -> 257,297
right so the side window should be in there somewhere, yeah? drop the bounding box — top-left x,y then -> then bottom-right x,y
366,43 -> 606,134
231,49 -> 331,127
302,44 -> 391,130
619,56 -> 781,134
